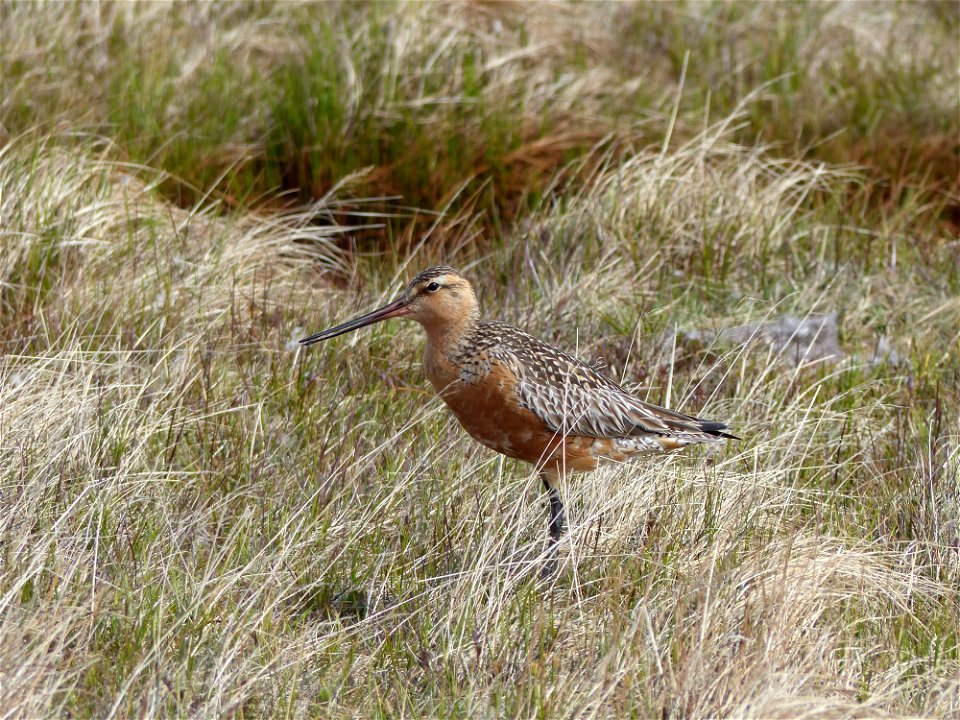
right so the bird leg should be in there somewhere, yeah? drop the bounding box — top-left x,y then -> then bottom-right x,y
541,471 -> 565,577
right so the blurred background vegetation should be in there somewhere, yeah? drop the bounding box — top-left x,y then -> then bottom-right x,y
4,1 -> 957,232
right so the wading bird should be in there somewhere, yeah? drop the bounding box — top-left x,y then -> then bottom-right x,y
300,266 -> 736,574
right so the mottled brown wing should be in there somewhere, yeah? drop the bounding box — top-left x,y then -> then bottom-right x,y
486,321 -> 729,440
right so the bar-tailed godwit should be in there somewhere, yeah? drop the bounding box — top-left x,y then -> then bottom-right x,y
301,266 -> 736,573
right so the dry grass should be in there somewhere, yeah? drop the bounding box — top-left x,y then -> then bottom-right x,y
1,2 -> 958,718
4,1 -> 955,222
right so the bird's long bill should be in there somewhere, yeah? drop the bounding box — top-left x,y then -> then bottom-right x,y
299,296 -> 410,346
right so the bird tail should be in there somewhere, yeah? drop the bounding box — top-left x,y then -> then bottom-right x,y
694,420 -> 740,441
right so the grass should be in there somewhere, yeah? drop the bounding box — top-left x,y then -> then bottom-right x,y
1,1 -> 958,718
5,2 -> 955,227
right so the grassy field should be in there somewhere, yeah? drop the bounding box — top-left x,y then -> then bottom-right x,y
1,1 -> 958,718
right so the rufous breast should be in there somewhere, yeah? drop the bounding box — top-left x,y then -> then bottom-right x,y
424,344 -> 605,472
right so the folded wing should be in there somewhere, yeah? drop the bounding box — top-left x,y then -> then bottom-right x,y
489,323 -> 734,441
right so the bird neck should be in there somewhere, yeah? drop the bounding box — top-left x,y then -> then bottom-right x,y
420,306 -> 480,352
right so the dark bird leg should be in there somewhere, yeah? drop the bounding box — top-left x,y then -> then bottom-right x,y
541,471 -> 565,577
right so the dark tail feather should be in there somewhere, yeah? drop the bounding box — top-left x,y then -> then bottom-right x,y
697,420 -> 740,441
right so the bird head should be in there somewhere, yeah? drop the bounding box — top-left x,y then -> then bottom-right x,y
299,266 -> 478,346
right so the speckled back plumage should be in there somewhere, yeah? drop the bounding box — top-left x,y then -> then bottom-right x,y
451,320 -> 731,445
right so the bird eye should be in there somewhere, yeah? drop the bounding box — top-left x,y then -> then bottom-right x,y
426,281 -> 441,293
